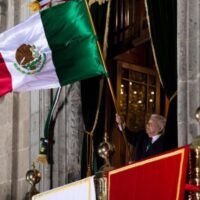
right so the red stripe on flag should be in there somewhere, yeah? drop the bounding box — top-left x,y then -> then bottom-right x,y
0,53 -> 12,96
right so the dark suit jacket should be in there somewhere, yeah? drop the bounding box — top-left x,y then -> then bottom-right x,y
125,127 -> 165,161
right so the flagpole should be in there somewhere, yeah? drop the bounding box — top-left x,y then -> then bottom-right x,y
85,0 -> 128,159
85,0 -> 118,113
96,45 -> 132,162
85,0 -> 132,162
97,25 -> 133,164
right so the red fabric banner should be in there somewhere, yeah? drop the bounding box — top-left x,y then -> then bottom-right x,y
108,146 -> 189,200
0,53 -> 12,96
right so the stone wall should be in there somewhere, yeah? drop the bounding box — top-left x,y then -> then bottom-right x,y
177,0 -> 200,146
0,0 -> 31,199
0,93 -> 30,200
30,84 -> 83,193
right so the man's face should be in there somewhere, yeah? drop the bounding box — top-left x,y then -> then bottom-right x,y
145,117 -> 161,137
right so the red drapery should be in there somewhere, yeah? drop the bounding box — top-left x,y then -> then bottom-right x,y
108,146 -> 189,200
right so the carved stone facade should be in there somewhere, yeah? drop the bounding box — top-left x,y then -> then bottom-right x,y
30,85 -> 83,192
177,0 -> 200,146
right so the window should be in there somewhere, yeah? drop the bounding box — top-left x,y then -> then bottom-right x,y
116,61 -> 160,132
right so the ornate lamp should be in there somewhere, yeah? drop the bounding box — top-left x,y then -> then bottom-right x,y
195,107 -> 200,123
186,107 -> 200,200
24,163 -> 41,200
94,132 -> 114,200
97,132 -> 115,172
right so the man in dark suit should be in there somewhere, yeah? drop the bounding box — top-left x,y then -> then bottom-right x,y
116,113 -> 166,161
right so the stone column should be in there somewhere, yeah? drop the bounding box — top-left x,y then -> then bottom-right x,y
0,1 -> 31,199
30,84 -> 83,192
177,0 -> 200,146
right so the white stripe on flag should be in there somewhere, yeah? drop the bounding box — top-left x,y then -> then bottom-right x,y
0,13 -> 60,92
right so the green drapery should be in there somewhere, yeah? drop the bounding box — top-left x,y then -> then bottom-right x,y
145,0 -> 177,149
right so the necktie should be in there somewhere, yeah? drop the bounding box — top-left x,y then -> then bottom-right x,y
146,138 -> 152,151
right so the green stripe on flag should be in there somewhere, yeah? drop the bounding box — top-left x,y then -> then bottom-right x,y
40,0 -> 106,85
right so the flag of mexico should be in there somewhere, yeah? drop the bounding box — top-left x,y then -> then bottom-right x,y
0,0 -> 106,97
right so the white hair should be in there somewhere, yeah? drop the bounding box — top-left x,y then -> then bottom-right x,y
150,114 -> 166,134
